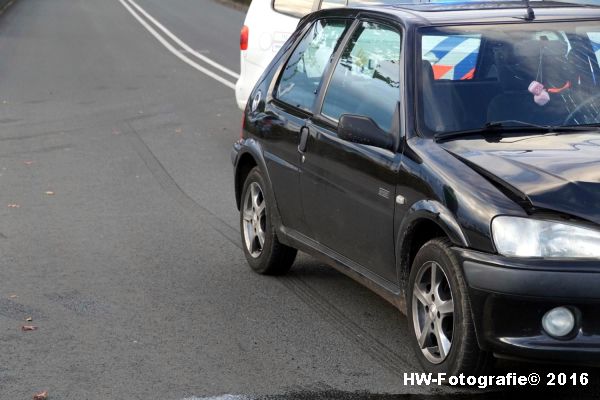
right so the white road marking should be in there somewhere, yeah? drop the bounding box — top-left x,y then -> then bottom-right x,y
119,0 -> 236,90
125,0 -> 240,80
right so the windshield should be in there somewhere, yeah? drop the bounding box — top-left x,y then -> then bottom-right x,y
417,22 -> 600,137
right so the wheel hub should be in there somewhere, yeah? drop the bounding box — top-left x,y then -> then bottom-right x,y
242,182 -> 266,258
412,261 -> 455,364
428,303 -> 437,320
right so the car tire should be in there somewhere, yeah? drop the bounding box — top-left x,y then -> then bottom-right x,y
239,167 -> 297,275
407,238 -> 492,377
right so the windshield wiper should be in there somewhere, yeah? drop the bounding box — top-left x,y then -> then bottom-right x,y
435,120 -> 551,141
434,120 -> 600,142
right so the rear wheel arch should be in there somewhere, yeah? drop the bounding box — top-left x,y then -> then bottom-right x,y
235,152 -> 258,210
234,148 -> 284,234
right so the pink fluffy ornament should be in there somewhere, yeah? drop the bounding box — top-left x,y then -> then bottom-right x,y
528,80 -> 550,106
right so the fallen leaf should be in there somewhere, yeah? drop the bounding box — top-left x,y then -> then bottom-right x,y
112,129 -> 120,135
8,204 -> 20,208
26,317 -> 32,322
24,160 -> 34,166
175,128 -> 182,134
21,325 -> 38,331
45,191 -> 55,196
32,390 -> 48,400
9,294 -> 17,298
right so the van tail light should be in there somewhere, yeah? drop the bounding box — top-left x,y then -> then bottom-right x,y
240,25 -> 249,51
240,113 -> 246,139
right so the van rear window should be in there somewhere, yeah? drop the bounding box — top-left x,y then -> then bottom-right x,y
273,0 -> 313,17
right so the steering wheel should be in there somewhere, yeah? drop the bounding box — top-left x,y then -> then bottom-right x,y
563,92 -> 600,125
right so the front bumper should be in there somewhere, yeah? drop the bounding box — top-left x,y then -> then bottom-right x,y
456,248 -> 600,365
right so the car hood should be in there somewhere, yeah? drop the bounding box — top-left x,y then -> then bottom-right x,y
440,133 -> 600,224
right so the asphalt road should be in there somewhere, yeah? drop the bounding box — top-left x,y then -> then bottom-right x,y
0,1 -> 597,399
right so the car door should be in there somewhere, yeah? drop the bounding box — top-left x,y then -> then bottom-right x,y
299,19 -> 403,284
262,18 -> 350,232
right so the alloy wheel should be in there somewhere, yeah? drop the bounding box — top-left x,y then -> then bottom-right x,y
412,261 -> 455,364
242,182 -> 266,258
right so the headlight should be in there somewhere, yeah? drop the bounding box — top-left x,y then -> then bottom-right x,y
492,216 -> 600,258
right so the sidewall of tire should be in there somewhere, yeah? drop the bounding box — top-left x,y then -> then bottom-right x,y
240,168 -> 274,273
407,239 -> 485,376
239,167 -> 296,275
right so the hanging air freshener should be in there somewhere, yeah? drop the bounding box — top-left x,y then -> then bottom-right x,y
528,80 -> 550,106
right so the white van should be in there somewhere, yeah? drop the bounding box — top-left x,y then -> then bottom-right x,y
234,0 -> 487,110
235,0 -> 397,110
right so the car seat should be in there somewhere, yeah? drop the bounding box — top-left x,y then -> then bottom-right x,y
420,60 -> 466,133
487,39 -> 570,125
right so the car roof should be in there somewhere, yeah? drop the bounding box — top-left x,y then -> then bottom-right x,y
307,1 -> 600,26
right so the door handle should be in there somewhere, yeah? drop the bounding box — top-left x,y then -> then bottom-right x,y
298,126 -> 309,153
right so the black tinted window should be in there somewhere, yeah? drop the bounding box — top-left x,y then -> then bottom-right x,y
276,19 -> 349,111
321,21 -> 401,132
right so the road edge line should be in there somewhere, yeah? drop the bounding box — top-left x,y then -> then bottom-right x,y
126,0 -> 240,80
118,0 -> 236,90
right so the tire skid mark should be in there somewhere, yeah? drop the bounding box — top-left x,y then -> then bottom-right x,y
281,275 -> 418,374
125,122 -> 413,375
124,121 -> 240,246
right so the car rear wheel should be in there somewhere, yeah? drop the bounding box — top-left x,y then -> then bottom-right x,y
407,238 -> 492,377
240,167 -> 297,275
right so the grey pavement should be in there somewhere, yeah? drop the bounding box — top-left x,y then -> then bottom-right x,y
0,0 -> 596,399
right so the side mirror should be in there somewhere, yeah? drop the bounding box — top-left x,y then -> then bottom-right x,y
337,114 -> 395,151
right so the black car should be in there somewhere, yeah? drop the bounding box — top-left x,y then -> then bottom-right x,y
231,0 -> 600,375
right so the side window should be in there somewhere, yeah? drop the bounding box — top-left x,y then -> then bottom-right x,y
321,21 -> 401,132
273,0 -> 314,18
276,19 -> 349,111
422,34 -> 481,80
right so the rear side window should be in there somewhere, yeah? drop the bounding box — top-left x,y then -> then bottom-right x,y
321,21 -> 401,132
276,19 -> 349,111
422,34 -> 481,80
273,0 -> 313,17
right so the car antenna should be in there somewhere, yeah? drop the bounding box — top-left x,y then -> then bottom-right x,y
523,0 -> 535,20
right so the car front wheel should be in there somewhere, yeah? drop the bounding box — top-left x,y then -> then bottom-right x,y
407,238 -> 492,377
239,166 -> 297,275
